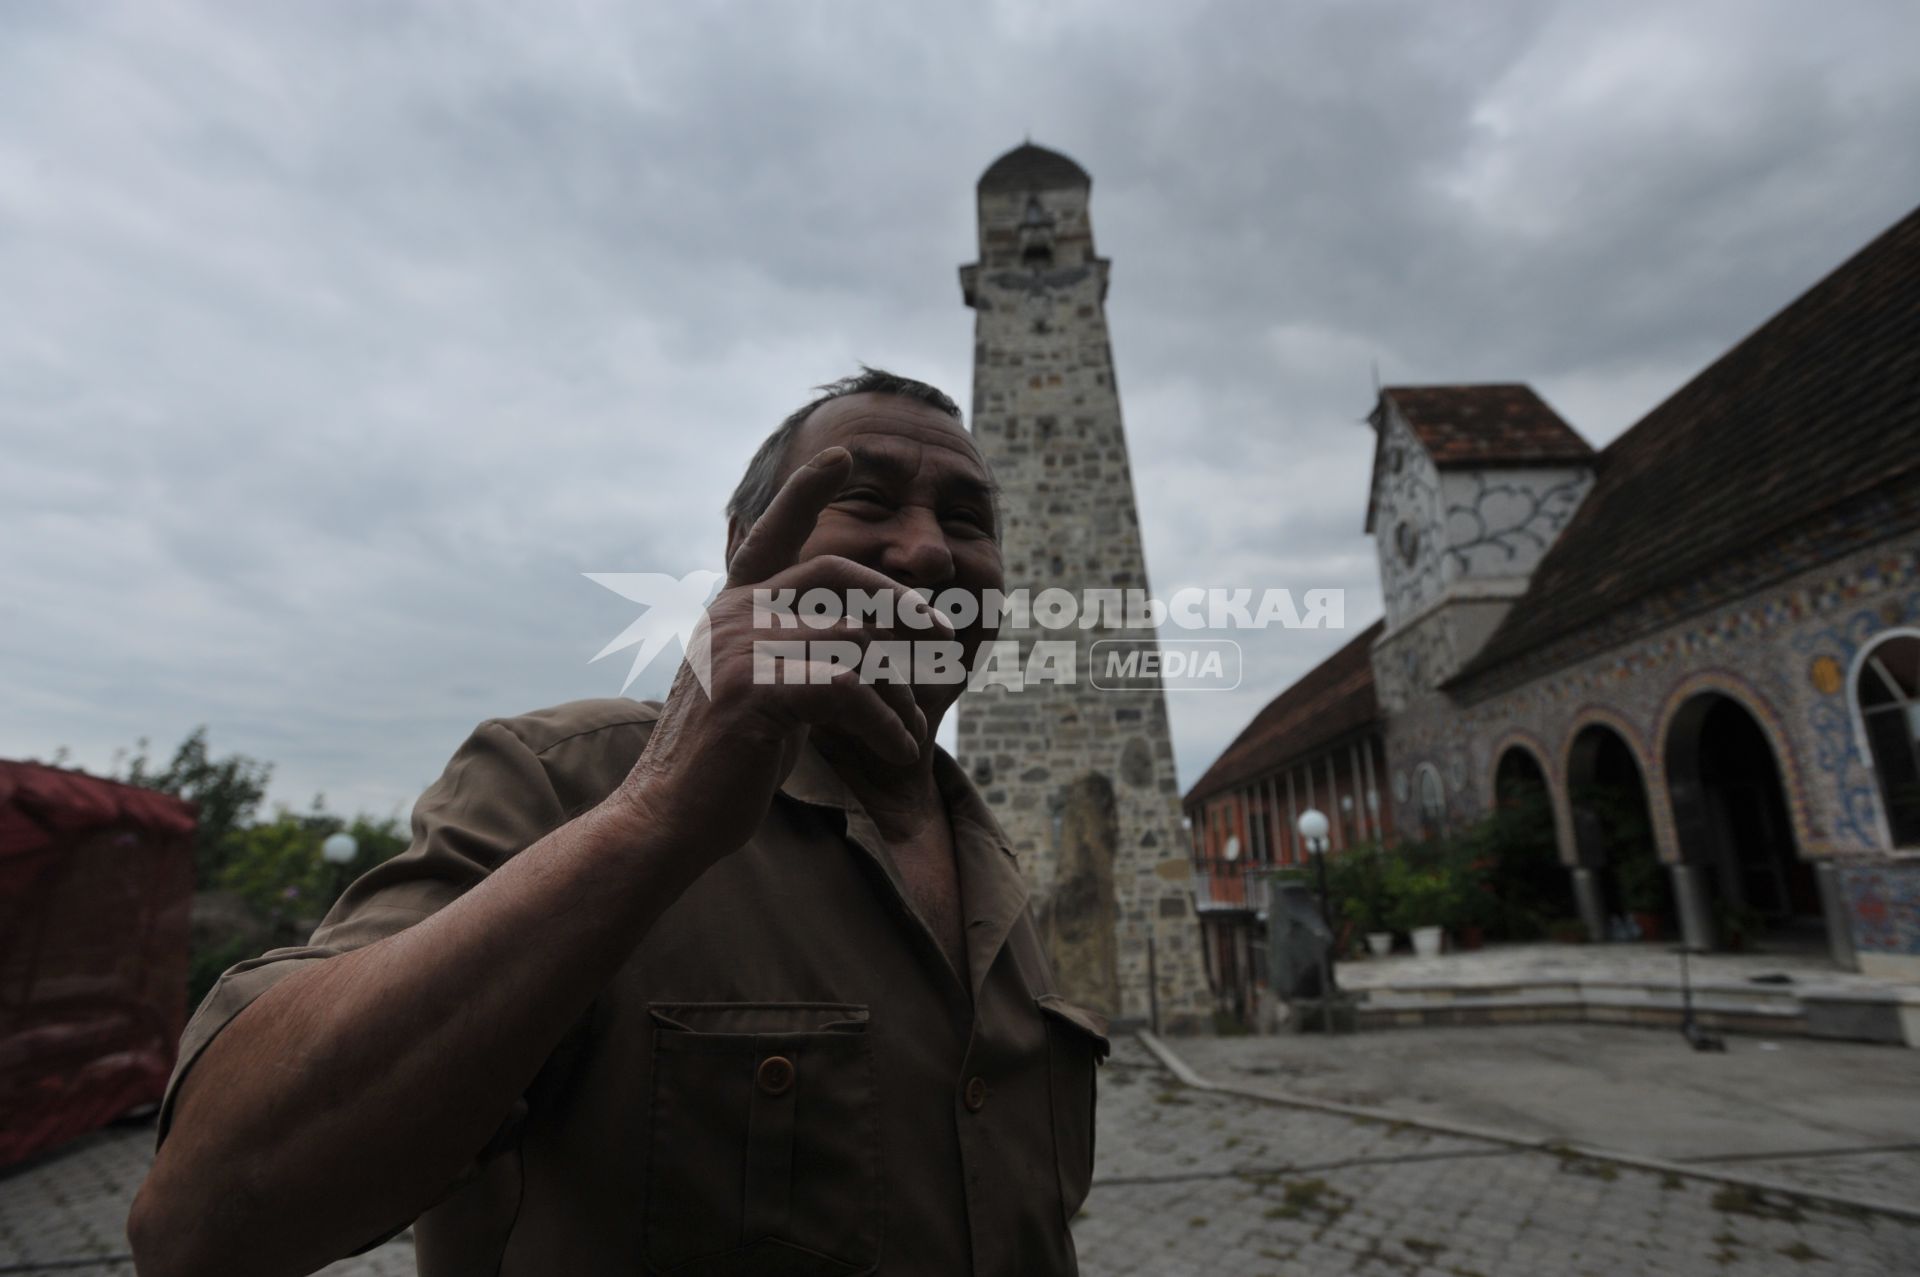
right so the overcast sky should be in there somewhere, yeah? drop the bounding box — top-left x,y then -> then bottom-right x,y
5,1 -> 1917,819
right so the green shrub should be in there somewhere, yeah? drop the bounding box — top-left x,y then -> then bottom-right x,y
1615,853 -> 1671,915
187,931 -> 263,1010
1347,792 -> 1574,941
1384,856 -> 1455,933
1437,793 -> 1569,940
1327,842 -> 1395,933
217,810 -> 409,921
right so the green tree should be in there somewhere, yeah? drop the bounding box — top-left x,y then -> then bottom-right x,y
218,808 -> 410,920
119,727 -> 273,888
218,812 -> 331,919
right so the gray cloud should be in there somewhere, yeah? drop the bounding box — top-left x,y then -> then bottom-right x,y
3,0 -> 1916,815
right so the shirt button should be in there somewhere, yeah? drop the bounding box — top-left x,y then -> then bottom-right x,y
964,1075 -> 988,1112
757,1055 -> 796,1096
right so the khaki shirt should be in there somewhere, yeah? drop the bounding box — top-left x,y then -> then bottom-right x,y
160,698 -> 1108,1276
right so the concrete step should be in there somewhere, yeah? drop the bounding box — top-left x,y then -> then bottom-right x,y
1356,978 -> 1802,1012
1348,978 -> 1913,1043
1353,986 -> 1805,1036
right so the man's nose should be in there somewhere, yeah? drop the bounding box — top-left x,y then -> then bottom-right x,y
878,507 -> 955,590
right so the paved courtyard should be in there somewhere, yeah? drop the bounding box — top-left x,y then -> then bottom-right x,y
1169,1024 -> 1920,1207
3,1033 -> 1913,1275
1077,1037 -> 1916,1276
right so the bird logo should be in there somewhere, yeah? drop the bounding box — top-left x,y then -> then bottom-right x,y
584,570 -> 727,696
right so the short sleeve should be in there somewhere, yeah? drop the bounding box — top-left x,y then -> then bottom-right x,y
156,717 -> 572,1145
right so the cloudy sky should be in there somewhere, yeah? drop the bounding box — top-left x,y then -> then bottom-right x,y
5,0 -> 1917,819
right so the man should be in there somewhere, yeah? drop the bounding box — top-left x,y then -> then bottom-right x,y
128,369 -> 1109,1277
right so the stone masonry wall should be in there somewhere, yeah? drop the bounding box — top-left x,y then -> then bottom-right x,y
956,166 -> 1210,1029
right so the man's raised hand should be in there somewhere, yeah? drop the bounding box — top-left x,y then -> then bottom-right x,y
615,447 -> 953,862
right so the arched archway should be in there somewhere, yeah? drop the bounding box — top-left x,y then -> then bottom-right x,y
1491,746 -> 1581,935
1568,724 -> 1670,941
1666,692 -> 1823,949
1853,632 -> 1920,847
1496,745 -> 1549,806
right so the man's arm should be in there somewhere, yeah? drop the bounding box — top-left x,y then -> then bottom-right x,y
128,781 -> 694,1277
129,446 -> 950,1277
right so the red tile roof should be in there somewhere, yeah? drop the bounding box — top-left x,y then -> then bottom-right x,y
1184,620 -> 1385,806
1454,202 -> 1920,684
1383,384 -> 1594,468
1365,384 -> 1593,531
0,760 -> 197,860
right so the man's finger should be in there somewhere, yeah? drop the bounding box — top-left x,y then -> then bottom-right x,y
726,447 -> 852,587
761,555 -> 957,640
758,662 -> 921,764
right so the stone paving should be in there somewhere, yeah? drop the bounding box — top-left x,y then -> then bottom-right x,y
1076,1037 -> 1918,1276
1168,1025 -> 1920,1209
2,1035 -> 1912,1275
0,1122 -> 415,1276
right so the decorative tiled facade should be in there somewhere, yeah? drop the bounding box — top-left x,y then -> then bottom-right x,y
1379,526 -> 1920,972
1836,863 -> 1920,972
1388,539 -> 1920,855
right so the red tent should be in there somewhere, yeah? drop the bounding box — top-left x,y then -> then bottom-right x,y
0,760 -> 196,1167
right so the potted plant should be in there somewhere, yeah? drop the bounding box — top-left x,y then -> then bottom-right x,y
1615,856 -> 1670,942
1332,844 -> 1397,958
1713,899 -> 1765,953
1387,860 -> 1453,958
1340,894 -> 1395,958
1443,833 -> 1502,951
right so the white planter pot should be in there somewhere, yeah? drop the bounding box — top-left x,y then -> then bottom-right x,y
1411,925 -> 1445,958
1366,931 -> 1394,958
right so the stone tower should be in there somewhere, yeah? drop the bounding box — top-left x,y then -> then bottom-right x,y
957,142 -> 1209,1030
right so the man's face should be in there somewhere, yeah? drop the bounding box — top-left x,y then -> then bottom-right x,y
735,392 -> 1005,715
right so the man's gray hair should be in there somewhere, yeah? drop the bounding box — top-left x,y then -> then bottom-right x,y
725,367 -> 966,527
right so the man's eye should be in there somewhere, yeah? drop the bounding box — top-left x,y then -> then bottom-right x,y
835,491 -> 891,516
944,508 -> 991,532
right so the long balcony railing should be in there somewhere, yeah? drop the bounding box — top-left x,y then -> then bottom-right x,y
1191,867 -> 1273,916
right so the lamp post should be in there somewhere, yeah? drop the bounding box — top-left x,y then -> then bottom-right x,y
1297,809 -> 1331,922
321,831 -> 358,905
1296,808 -> 1336,1014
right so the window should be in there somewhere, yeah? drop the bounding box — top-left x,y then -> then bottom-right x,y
1416,763 -> 1447,840
1394,521 -> 1422,566
1019,200 -> 1055,268
1857,634 -> 1920,846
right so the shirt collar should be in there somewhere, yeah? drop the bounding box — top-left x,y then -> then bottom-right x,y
777,734 -> 1012,856
778,733 -> 1030,1000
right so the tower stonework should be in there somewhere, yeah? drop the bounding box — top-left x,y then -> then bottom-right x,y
958,143 -> 1209,1030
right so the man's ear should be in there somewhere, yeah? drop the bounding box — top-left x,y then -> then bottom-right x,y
724,515 -> 745,573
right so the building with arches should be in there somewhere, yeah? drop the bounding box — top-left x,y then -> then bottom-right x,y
1188,203 -> 1920,984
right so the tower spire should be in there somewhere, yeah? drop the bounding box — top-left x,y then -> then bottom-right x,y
955,143 -> 1209,1027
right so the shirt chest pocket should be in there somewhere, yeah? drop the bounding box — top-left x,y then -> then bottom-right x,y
644,1002 -> 882,1276
1036,994 -> 1111,1224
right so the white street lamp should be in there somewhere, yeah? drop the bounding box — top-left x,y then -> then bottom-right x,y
1297,808 -> 1333,935
321,831 -> 358,903
1295,807 -> 1339,1008
1297,808 -> 1330,854
321,832 -> 359,866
